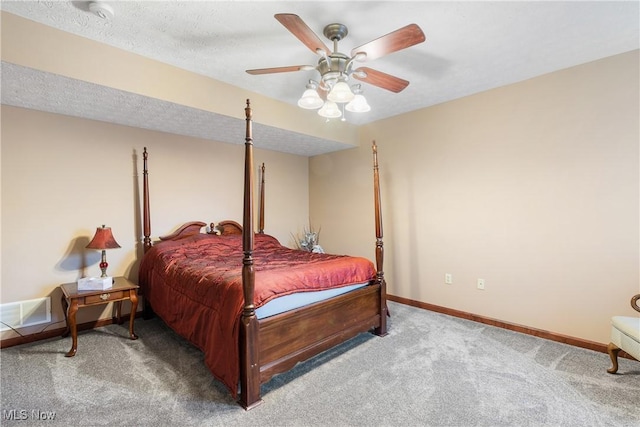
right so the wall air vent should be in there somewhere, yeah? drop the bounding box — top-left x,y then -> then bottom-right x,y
0,297 -> 51,332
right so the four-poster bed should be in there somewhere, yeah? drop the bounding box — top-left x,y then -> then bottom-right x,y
138,100 -> 387,409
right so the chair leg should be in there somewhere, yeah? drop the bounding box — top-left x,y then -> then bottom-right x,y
607,342 -> 620,374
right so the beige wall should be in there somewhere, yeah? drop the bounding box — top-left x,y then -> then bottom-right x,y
311,50 -> 639,344
1,106 -> 310,338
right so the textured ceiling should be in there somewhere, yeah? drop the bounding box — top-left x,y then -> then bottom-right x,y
1,1 -> 639,156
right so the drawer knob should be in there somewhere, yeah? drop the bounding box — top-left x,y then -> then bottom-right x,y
99,293 -> 110,301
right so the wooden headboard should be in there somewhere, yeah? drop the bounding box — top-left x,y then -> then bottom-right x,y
155,220 -> 243,243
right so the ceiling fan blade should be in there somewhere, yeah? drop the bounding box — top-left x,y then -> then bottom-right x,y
246,65 -> 311,75
353,67 -> 409,93
275,13 -> 331,56
351,24 -> 425,61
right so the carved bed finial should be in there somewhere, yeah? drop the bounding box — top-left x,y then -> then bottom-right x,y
245,99 -> 252,120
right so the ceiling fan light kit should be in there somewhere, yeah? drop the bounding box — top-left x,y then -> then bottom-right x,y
345,93 -> 371,113
327,80 -> 355,103
247,14 -> 425,121
298,89 -> 324,109
297,81 -> 325,109
317,101 -> 342,119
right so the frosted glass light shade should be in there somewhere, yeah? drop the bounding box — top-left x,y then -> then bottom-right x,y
345,94 -> 371,113
317,101 -> 342,118
327,81 -> 355,103
297,88 -> 324,109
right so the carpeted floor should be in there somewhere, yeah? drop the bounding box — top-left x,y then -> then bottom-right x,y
1,301 -> 638,426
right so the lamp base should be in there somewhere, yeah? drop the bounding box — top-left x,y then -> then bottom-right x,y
99,251 -> 108,277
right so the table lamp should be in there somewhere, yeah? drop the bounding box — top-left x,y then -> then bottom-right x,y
86,225 -> 121,277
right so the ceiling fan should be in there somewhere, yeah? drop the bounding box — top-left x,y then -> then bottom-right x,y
246,14 -> 426,118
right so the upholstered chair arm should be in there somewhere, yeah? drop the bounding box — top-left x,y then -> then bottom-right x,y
632,294 -> 640,313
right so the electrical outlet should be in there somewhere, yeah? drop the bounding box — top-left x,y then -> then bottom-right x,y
477,278 -> 485,290
445,274 -> 453,285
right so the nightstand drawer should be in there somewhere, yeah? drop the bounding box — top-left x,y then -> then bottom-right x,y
85,291 -> 125,304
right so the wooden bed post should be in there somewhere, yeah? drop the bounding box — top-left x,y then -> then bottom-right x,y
239,100 -> 262,409
143,147 -> 152,252
372,141 -> 388,336
141,147 -> 154,320
258,163 -> 265,234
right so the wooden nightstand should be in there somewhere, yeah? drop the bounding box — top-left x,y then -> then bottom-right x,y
60,276 -> 139,357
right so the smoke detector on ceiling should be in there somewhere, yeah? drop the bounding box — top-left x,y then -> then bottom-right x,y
88,2 -> 114,20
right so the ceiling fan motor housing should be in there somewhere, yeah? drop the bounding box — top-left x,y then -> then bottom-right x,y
317,52 -> 351,88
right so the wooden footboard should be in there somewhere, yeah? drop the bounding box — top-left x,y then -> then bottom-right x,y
258,283 -> 382,383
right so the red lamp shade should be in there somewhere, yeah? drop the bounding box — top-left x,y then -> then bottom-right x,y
86,225 -> 121,250
86,225 -> 120,277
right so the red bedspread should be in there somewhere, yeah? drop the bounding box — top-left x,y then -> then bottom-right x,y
139,233 -> 375,397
